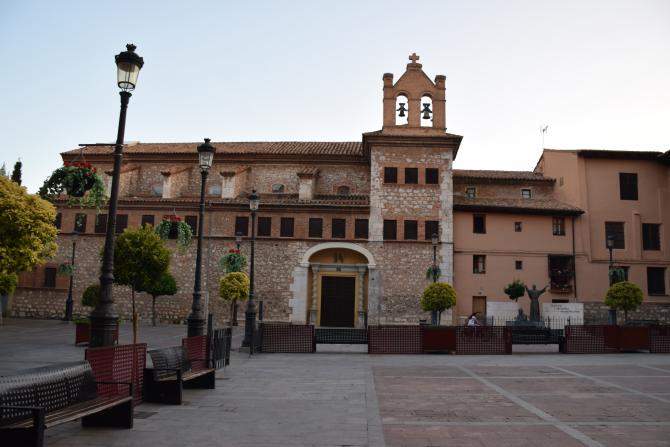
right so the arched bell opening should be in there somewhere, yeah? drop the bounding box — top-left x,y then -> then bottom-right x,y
395,94 -> 409,126
420,94 -> 433,127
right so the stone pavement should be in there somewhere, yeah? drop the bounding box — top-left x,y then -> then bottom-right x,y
1,319 -> 670,446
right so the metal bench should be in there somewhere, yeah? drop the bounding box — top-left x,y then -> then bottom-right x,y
0,361 -> 133,447
144,346 -> 215,405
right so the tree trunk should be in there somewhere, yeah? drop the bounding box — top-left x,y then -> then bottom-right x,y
229,299 -> 236,327
152,295 -> 156,327
430,310 -> 438,325
131,288 -> 138,345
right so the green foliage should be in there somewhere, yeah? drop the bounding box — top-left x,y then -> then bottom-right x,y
425,265 -> 441,282
82,284 -> 100,307
113,226 -> 171,292
11,160 -> 22,185
154,218 -> 193,249
219,272 -> 250,302
0,163 -> 6,177
141,271 -> 178,298
420,282 -> 457,313
608,267 -> 627,284
605,281 -> 643,314
38,161 -> 106,209
0,272 -> 18,296
504,279 -> 526,301
0,176 -> 57,274
58,263 -> 75,276
220,249 -> 247,273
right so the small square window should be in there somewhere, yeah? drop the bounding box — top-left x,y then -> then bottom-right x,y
115,214 -> 128,234
185,215 -> 198,236
642,223 -> 661,251
331,218 -> 346,239
553,217 -> 565,236
404,220 -> 418,240
473,215 -> 486,234
425,168 -> 439,184
473,255 -> 486,274
514,222 -> 522,232
141,214 -> 154,227
619,172 -> 638,200
258,217 -> 272,237
308,218 -> 322,238
425,221 -> 439,240
515,260 -> 523,270
605,221 -> 624,248
384,167 -> 397,184
355,219 -> 369,239
521,189 -> 532,199
95,214 -> 108,234
383,220 -> 397,240
43,267 -> 57,288
280,217 -> 294,237
235,216 -> 249,237
466,187 -> 476,199
404,168 -> 418,184
647,267 -> 666,295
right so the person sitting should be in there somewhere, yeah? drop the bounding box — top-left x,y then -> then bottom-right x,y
466,313 -> 480,327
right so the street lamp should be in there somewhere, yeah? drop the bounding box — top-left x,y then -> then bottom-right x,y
235,232 -> 242,250
430,233 -> 439,325
242,190 -> 259,350
187,138 -> 216,337
90,44 -> 144,347
606,233 -> 617,324
64,230 -> 79,321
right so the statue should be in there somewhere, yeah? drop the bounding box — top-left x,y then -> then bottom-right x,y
525,284 -> 548,322
515,308 -> 528,323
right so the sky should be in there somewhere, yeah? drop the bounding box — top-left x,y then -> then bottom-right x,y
1,0 -> 669,192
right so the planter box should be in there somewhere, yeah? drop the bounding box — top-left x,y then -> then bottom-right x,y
368,325 -> 422,354
421,326 -> 456,353
75,321 -> 119,346
618,326 -> 650,352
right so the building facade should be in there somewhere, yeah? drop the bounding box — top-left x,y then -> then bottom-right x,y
11,55 -> 670,325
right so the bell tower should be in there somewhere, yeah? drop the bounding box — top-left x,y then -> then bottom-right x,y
382,53 -> 447,134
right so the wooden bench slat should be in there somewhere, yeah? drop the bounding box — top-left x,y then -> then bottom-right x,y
5,396 -> 132,429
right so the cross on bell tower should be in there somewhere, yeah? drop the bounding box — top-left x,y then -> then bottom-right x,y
381,53 -> 447,133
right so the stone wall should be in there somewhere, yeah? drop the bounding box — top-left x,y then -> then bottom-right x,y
583,302 -> 670,324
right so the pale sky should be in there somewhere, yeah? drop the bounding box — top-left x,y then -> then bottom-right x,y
1,0 -> 669,192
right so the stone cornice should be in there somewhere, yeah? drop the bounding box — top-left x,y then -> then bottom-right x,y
361,131 -> 463,159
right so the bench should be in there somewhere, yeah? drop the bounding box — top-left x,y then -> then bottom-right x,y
0,361 -> 133,447
144,346 -> 215,405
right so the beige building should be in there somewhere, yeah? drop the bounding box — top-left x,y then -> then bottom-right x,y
11,55 -> 670,325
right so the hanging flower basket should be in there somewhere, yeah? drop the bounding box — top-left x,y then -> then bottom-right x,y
220,248 -> 247,273
39,161 -> 107,208
155,215 -> 193,249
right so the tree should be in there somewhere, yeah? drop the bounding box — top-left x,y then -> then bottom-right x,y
113,225 -> 170,343
0,176 -> 57,275
0,163 -> 6,177
141,272 -> 178,326
504,279 -> 526,301
219,272 -> 249,326
420,282 -> 457,325
82,284 -> 101,307
0,272 -> 18,324
605,281 -> 643,323
11,160 -> 22,185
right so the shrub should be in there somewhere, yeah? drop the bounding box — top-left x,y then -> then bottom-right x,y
82,284 -> 100,307
219,272 -> 250,302
420,282 -> 456,324
504,279 -> 526,301
605,281 -> 643,322
0,272 -> 18,296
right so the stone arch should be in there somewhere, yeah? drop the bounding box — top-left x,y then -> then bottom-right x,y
299,242 -> 376,268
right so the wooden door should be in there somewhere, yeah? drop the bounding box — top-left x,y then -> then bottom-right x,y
320,276 -> 356,327
472,296 -> 487,317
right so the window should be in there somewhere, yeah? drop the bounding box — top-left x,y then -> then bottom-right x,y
167,218 -> 178,239
647,267 -> 666,295
404,168 -> 418,184
473,214 -> 486,234
521,188 -> 532,199
308,218 -> 322,238
271,184 -> 285,194
55,213 -> 62,230
425,168 -> 439,185
257,217 -> 271,237
515,260 -> 523,270
404,220 -> 418,240
355,219 -> 369,239
336,186 -> 350,196
141,214 -> 155,227
151,182 -> 163,197
383,220 -> 397,240
605,221 -> 625,249
185,216 -> 198,236
384,167 -> 397,184
465,187 -> 476,199
208,184 -> 222,196
473,255 -> 486,274
425,220 -> 439,240
43,267 -> 57,288
549,255 -> 574,292
74,213 -> 87,233
619,172 -> 638,200
95,214 -> 107,234
642,223 -> 661,251
514,221 -> 522,232
331,218 -> 346,239
552,217 -> 566,236
280,217 -> 294,237
115,214 -> 128,234
235,216 -> 249,237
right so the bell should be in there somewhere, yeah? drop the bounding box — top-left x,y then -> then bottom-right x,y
422,103 -> 432,120
396,102 -> 407,117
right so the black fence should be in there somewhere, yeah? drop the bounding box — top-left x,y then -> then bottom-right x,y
368,325 -> 422,354
315,328 -> 368,344
260,323 -> 315,353
209,327 -> 232,369
650,326 -> 670,353
455,326 -> 512,355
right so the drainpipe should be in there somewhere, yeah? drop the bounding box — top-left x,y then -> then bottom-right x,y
571,215 -> 577,300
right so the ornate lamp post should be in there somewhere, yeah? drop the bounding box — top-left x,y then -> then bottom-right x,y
242,190 -> 259,350
64,230 -> 79,321
430,233 -> 439,324
90,44 -> 144,347
187,139 -> 216,337
235,232 -> 242,250
606,233 -> 617,324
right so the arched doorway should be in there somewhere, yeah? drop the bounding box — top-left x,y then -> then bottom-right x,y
289,242 -> 378,328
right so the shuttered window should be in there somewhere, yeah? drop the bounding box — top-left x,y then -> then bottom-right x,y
185,215 -> 198,236
94,214 -> 107,234
141,215 -> 155,227
235,216 -> 249,237
425,221 -> 439,240
647,267 -> 666,295
280,217 -> 294,237
425,168 -> 439,184
257,217 -> 271,237
115,214 -> 128,234
308,218 -> 322,238
354,219 -> 368,239
473,215 -> 486,234
642,223 -> 661,251
404,220 -> 418,240
605,221 -> 625,249
384,167 -> 397,184
383,220 -> 397,240
619,173 -> 638,200
331,219 -> 346,239
404,168 -> 418,184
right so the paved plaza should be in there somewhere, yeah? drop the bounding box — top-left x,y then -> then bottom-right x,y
1,319 -> 670,446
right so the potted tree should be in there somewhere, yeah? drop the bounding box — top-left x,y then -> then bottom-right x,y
74,284 -> 99,345
605,281 -> 646,351
219,248 -> 247,325
219,272 -> 249,327
420,282 -> 457,352
141,272 -> 178,326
